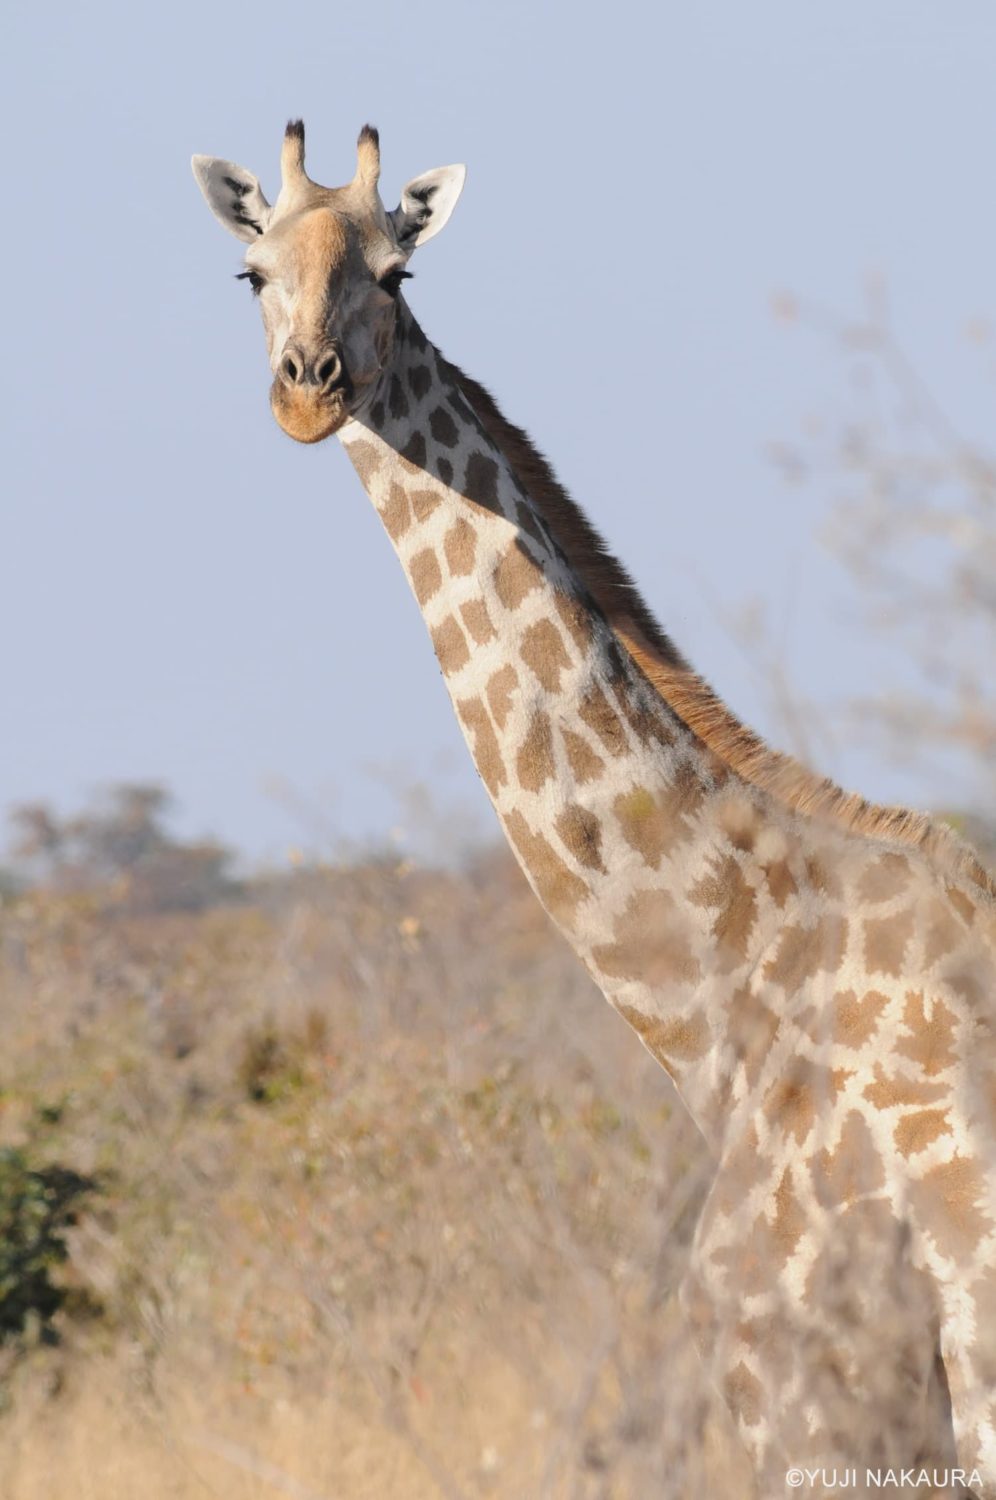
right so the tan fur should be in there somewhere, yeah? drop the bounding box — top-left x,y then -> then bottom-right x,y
269,377 -> 348,443
354,125 -> 381,191
290,210 -> 350,308
262,212 -> 360,442
444,359 -> 995,895
280,128 -> 307,191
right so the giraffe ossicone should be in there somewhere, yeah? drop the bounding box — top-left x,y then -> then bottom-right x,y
193,121 -> 996,1498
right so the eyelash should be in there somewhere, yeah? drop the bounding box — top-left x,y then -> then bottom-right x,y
233,267 -> 413,298
235,269 -> 265,295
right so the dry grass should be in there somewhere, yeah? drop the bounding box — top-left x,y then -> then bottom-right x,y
0,850 -> 750,1499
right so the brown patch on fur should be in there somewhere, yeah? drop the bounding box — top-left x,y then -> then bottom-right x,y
460,598 -> 496,645
516,710 -> 556,792
443,518 -> 477,576
520,618 -> 573,693
553,590 -> 596,654
456,697 -> 507,799
946,964 -> 987,1011
810,1111 -> 885,1206
763,913 -> 849,991
763,1058 -> 850,1146
689,853 -> 758,969
561,727 -> 604,785
713,1123 -> 764,1211
380,481 -> 413,541
804,856 -> 843,902
493,543 -> 541,610
723,1362 -> 764,1428
618,692 -> 676,753
613,762 -> 704,870
862,1063 -> 947,1110
578,682 -> 628,758
429,406 -> 459,448
503,809 -> 589,926
388,373 -> 409,420
463,451 -> 500,512
909,1155 -> 993,1261
408,363 -> 432,401
411,488 -> 442,523
607,669 -> 677,752
863,908 -> 915,978
771,1167 -> 807,1261
733,1315 -> 794,1380
894,1108 -> 951,1158
406,317 -> 428,355
730,985 -> 781,1088
831,988 -> 889,1049
858,853 -> 912,903
617,1002 -> 710,1080
895,991 -> 958,1077
409,547 -> 442,605
592,889 -> 701,987
430,615 -> 470,677
612,787 -> 666,868
554,803 -> 606,872
718,798 -> 760,853
764,858 -> 798,909
346,439 -> 382,484
712,1167 -> 806,1296
485,664 -> 518,729
946,885 -> 977,926
400,431 -> 427,469
923,898 -> 964,967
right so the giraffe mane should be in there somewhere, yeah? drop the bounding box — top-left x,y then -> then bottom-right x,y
440,354 -> 995,896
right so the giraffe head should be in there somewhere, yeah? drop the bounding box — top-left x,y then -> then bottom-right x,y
192,121 -> 465,443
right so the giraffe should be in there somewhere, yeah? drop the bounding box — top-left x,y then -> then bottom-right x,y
192,122 -> 996,1497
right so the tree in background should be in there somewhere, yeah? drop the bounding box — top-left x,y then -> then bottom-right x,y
7,782 -> 239,913
766,282 -> 996,865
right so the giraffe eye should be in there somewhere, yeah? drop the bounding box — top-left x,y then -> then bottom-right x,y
236,269 -> 266,296
378,267 -> 413,298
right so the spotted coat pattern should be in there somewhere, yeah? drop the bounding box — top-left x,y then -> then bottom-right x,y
339,303 -> 996,1498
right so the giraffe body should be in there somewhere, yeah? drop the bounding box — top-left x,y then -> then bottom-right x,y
193,122 -> 996,1497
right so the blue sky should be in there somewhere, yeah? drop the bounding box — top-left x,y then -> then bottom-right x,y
4,1 -> 996,862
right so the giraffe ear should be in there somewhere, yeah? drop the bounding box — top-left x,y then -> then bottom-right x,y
390,164 -> 466,249
191,156 -> 273,243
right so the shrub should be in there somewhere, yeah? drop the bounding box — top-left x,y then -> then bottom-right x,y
0,1147 -> 97,1343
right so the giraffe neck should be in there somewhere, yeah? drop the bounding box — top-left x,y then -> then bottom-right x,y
339,305 -> 807,1147
442,360 -> 994,895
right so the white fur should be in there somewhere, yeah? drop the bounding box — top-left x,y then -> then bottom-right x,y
191,156 -> 273,243
391,165 -> 467,248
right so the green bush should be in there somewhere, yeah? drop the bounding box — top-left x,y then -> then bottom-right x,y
237,1024 -> 309,1105
0,1147 -> 97,1343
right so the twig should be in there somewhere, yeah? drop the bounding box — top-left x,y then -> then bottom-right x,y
189,1428 -> 336,1500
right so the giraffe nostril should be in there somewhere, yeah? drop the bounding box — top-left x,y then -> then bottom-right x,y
317,350 -> 342,389
281,351 -> 302,385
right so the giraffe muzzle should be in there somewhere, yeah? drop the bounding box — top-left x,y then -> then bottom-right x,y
270,341 -> 355,443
